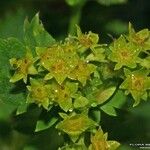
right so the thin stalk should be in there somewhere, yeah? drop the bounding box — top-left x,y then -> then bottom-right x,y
68,1 -> 85,35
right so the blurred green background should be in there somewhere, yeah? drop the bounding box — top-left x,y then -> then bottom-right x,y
0,0 -> 150,150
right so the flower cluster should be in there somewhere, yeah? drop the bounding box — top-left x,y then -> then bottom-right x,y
10,25 -> 105,112
9,15 -> 150,149
108,23 -> 150,105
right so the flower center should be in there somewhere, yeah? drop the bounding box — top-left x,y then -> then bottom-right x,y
79,35 -> 92,47
120,50 -> 131,60
131,75 -> 144,91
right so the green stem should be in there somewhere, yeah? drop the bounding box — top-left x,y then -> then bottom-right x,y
68,2 -> 85,35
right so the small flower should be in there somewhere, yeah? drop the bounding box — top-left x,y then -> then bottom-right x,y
108,35 -> 140,70
76,25 -> 99,53
89,128 -> 120,150
68,60 -> 96,86
49,81 -> 78,112
36,44 -> 79,84
27,78 -> 51,109
56,114 -> 97,141
10,50 -> 37,83
127,22 -> 150,51
120,69 -> 150,106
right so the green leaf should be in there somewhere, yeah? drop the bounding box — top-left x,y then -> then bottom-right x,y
0,38 -> 27,121
100,105 -> 117,116
100,90 -> 126,116
0,38 -> 26,107
89,109 -> 101,123
24,13 -> 55,52
16,103 -> 28,115
35,117 -> 58,132
59,113 -> 68,119
0,8 -> 26,40
94,86 -> 116,105
139,56 -> 150,69
74,95 -> 89,108
86,47 -> 105,62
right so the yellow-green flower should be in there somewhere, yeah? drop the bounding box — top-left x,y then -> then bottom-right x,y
27,78 -> 51,109
109,35 -> 140,70
89,128 -> 120,150
128,22 -> 150,51
10,50 -> 37,83
76,25 -> 99,53
56,114 -> 97,141
36,44 -> 79,84
120,69 -> 150,106
49,81 -> 78,112
68,60 -> 96,86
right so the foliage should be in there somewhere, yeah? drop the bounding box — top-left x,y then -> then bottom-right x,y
0,12 -> 150,150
